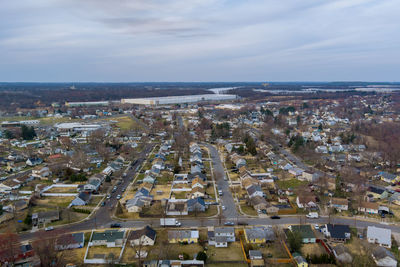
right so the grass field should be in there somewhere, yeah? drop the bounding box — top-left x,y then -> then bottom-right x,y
114,116 -> 141,131
151,185 -> 171,200
206,242 -> 245,261
276,178 -> 308,189
301,243 -> 326,257
240,203 -> 258,216
35,196 -> 75,208
87,246 -> 122,260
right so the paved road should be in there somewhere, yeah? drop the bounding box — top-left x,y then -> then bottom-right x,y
203,143 -> 238,220
252,126 -> 329,177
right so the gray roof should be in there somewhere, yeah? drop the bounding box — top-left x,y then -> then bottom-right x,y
367,226 -> 391,247
245,227 -> 275,241
372,246 -> 396,261
92,230 -> 125,242
215,227 -> 234,235
249,250 -> 262,258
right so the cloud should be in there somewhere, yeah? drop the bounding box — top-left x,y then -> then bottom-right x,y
0,0 -> 399,81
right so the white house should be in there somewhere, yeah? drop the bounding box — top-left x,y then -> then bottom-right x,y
367,226 -> 391,248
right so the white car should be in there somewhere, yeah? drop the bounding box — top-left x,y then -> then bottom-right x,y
116,195 -> 121,200
314,224 -> 319,230
222,205 -> 226,210
45,226 -> 54,231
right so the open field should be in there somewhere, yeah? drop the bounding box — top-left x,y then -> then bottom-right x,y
46,186 -> 79,193
151,185 -> 171,200
206,242 -> 245,261
35,196 -> 75,208
301,243 -> 326,257
86,246 -> 122,260
276,178 -> 308,189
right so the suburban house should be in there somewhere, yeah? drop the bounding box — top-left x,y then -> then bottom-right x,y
244,227 -> 275,244
323,224 -> 351,242
293,252 -> 308,267
330,198 -> 348,212
168,230 -> 199,244
288,225 -> 316,243
187,197 -> 206,213
56,232 -> 85,250
126,195 -> 152,213
166,200 -> 188,216
367,187 -> 389,200
389,192 -> 400,206
372,246 -> 397,267
32,210 -> 59,226
26,157 -> 43,166
333,244 -> 353,264
128,226 -> 156,246
301,172 -> 319,182
296,195 -> 317,209
70,192 -> 91,206
249,250 -> 263,260
367,226 -> 392,248
91,230 -> 126,247
379,171 -> 399,184
31,166 -> 51,179
250,196 -> 269,211
358,201 -> 379,214
247,185 -> 264,198
208,227 -> 235,247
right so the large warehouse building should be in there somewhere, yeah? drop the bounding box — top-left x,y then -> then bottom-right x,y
121,94 -> 237,105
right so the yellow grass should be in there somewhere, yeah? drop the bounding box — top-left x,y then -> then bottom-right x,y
301,243 -> 326,257
206,242 -> 245,261
151,185 -> 171,200
87,246 -> 122,259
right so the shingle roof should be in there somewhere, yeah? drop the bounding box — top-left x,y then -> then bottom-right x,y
92,230 -> 125,242
326,224 -> 350,239
128,226 -> 156,241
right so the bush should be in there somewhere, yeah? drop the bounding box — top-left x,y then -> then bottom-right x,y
24,214 -> 32,225
72,208 -> 91,214
196,251 -> 207,262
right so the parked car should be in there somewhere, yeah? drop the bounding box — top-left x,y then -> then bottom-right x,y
110,223 -> 121,228
270,215 -> 281,219
238,221 -> 248,226
116,195 -> 121,200
45,226 -> 54,231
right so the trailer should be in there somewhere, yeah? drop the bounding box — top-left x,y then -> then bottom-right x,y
160,218 -> 181,227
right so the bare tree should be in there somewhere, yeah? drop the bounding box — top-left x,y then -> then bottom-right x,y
32,229 -> 72,267
0,229 -> 20,265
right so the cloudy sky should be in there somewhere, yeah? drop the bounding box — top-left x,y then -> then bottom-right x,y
0,0 -> 399,82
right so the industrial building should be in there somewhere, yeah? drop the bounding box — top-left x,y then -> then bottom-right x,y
65,101 -> 110,107
121,94 -> 237,105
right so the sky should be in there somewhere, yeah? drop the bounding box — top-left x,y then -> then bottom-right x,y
0,0 -> 399,82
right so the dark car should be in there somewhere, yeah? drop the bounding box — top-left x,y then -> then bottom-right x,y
101,201 -> 106,206
237,221 -> 248,226
110,223 -> 122,228
270,215 -> 281,219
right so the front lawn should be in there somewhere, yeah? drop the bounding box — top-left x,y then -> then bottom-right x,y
276,179 -> 308,189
